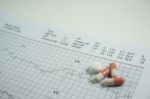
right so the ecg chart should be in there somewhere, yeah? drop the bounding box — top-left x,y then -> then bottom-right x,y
0,30 -> 144,99
0,12 -> 149,99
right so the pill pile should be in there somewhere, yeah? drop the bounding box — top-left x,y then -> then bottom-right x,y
88,62 -> 125,86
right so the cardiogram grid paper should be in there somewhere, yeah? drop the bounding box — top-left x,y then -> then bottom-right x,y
0,30 -> 143,99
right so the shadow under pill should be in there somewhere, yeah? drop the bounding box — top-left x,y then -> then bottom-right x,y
85,68 -> 96,75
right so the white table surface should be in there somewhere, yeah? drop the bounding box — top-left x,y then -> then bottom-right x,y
0,0 -> 150,47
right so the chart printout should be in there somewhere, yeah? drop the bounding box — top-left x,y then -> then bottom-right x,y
0,13 -> 150,99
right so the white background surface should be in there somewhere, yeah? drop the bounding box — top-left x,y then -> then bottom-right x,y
0,1 -> 150,99
0,0 -> 150,47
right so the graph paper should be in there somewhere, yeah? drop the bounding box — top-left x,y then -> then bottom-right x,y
0,13 -> 149,99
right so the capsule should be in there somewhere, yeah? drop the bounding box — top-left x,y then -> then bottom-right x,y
88,62 -> 103,74
109,63 -> 120,77
90,67 -> 110,82
101,77 -> 125,86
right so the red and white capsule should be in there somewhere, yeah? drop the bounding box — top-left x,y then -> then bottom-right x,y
109,63 -> 120,77
101,77 -> 125,86
88,62 -> 103,74
90,67 -> 110,82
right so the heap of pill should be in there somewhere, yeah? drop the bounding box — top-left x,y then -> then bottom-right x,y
88,62 -> 125,86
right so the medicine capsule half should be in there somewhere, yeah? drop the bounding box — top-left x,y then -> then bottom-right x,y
109,63 -> 120,77
101,77 -> 125,86
90,67 -> 110,82
88,62 -> 103,74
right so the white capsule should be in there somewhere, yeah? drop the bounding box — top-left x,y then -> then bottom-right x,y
111,69 -> 120,77
101,77 -> 125,86
88,62 -> 103,74
109,63 -> 120,77
90,68 -> 110,82
90,73 -> 104,83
